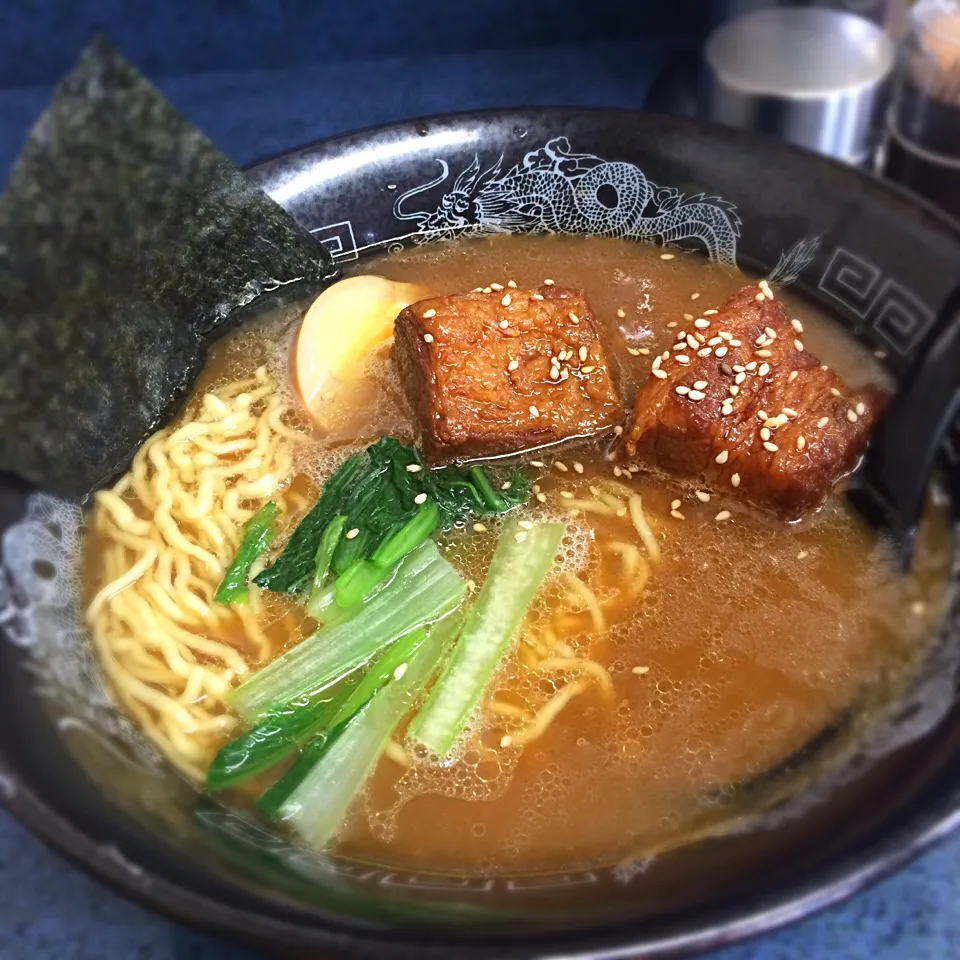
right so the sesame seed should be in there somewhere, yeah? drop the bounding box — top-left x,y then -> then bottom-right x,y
671,509 -> 685,520
794,339 -> 804,352
423,308 -> 437,318
720,362 -> 734,376
536,492 -> 547,503
406,464 -> 423,473
637,348 -> 650,355
691,292 -> 700,300
414,492 -> 428,504
715,510 -> 731,522
544,278 -> 555,285
816,417 -> 829,428
671,499 -> 682,510
821,364 -> 829,371
499,319 -> 509,329
514,531 -> 527,543
709,337 -> 723,346
667,321 -> 678,328
532,293 -> 544,301
676,355 -> 690,365
560,490 -> 574,499
757,410 -> 768,420
613,424 -> 624,436
661,252 -> 675,260
846,409 -> 858,423
696,347 -> 711,358
720,332 -> 734,342
694,380 -> 708,390
672,342 -> 686,352
508,359 -> 519,371
482,287 -> 492,293
423,333 -> 434,343
573,461 -> 584,474
696,490 -> 711,502
765,327 -> 777,339
683,313 -> 694,321
715,450 -> 729,464
530,461 -> 546,470
791,318 -> 804,334
760,427 -> 771,441
501,481 -> 512,490
788,370 -> 798,381
675,385 -> 690,395
721,404 -> 733,416
532,483 -> 541,493
616,308 -> 626,319
529,405 -> 540,418
501,293 -> 512,306
830,387 -> 841,397
569,313 -> 580,325
735,372 -> 746,385
874,349 -> 886,359
688,389 -> 706,401
715,346 -> 728,358
579,345 -> 588,362
473,522 -> 487,532
856,401 -> 866,416
632,665 -> 650,675
490,283 -> 504,291
518,519 -> 534,530
730,339 -> 742,347
554,461 -> 569,472
731,473 -> 741,487
754,349 -> 773,358
796,435 -> 806,451
729,384 -> 739,396
507,279 -> 517,288
694,318 -> 711,329
653,369 -> 668,379
346,527 -> 360,539
755,292 -> 766,302
582,365 -> 596,373
763,441 -> 778,452
756,334 -> 770,347
687,335 -> 699,349
746,361 -> 758,371
472,287 -> 483,292
627,347 -> 640,356
758,362 -> 770,377
782,407 -> 798,418
704,309 -> 718,316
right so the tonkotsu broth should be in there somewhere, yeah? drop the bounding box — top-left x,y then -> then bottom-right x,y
82,234 -> 950,875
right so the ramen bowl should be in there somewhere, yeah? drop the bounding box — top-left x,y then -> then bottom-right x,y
1,108 -> 959,959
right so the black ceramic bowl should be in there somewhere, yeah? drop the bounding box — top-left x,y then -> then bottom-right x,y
2,109 -> 960,959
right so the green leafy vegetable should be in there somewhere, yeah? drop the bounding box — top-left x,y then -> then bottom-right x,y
206,678 -> 351,793
408,519 -> 564,757
312,514 -> 346,596
214,501 -> 281,604
231,540 -> 466,722
256,628 -> 429,819
254,438 -> 530,595
262,614 -> 461,848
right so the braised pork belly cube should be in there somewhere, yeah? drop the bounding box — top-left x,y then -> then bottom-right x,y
622,284 -> 886,520
394,285 -> 623,462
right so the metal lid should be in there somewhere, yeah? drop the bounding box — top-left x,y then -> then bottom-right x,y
704,8 -> 896,162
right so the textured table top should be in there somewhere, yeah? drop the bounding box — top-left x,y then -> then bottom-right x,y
1,40 -> 959,960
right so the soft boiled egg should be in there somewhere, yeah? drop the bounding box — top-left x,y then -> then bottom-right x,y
294,275 -> 428,422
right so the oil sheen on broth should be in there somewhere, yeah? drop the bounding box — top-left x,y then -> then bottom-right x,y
83,235 -> 950,875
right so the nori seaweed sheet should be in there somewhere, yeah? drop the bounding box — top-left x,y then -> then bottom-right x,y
0,35 -> 337,500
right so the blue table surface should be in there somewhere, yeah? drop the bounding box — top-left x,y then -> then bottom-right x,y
2,40 -> 959,960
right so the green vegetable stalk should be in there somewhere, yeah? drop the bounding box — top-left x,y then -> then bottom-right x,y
214,501 -> 281,604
